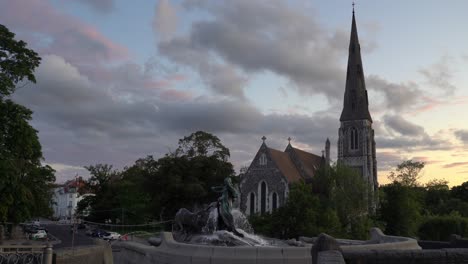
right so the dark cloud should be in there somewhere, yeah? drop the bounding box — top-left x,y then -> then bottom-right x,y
157,0 -> 354,101
13,55 -> 338,182
383,115 -> 425,136
454,129 -> 468,143
367,75 -> 422,112
376,135 -> 450,151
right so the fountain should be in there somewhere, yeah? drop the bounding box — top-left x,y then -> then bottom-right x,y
114,177 -> 422,264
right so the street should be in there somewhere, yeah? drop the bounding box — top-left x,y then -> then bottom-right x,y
45,224 -> 96,249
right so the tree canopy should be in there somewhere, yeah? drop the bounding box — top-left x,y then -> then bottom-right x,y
0,24 -> 55,223
78,131 -> 235,224
0,24 -> 41,98
388,160 -> 425,187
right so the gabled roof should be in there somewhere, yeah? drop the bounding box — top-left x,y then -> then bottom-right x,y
291,147 -> 323,179
268,148 -> 303,183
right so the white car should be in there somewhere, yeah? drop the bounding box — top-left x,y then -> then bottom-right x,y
30,230 -> 47,239
102,232 -> 121,240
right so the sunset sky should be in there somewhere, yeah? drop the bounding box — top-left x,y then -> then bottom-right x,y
2,0 -> 468,186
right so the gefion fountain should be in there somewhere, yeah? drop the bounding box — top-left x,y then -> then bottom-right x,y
113,178 -> 421,264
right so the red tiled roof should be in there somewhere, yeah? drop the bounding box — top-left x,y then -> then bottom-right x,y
292,147 -> 323,178
268,148 -> 303,183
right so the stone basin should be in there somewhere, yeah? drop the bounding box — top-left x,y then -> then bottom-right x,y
113,228 -> 421,264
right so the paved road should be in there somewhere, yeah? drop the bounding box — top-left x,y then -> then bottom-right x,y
45,224 -> 95,249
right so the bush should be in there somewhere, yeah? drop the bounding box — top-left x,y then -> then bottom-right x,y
418,214 -> 468,241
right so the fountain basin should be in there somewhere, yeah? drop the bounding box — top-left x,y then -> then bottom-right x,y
114,228 -> 421,264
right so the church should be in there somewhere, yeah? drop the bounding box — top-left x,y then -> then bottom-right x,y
239,10 -> 378,215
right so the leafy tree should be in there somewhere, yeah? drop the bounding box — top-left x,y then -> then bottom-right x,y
388,160 -> 425,187
451,181 -> 468,201
77,164 -> 121,223
313,164 -> 371,239
145,131 -> 235,220
378,182 -> 422,237
423,179 -> 450,216
175,131 -> 230,161
78,131 -> 235,224
0,25 -> 54,223
0,24 -> 41,98
250,182 -> 321,239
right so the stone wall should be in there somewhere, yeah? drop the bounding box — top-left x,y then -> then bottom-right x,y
343,249 -> 468,264
113,229 -> 422,264
54,240 -> 113,264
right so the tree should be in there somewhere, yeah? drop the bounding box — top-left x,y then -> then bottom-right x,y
146,131 -> 235,220
0,25 -> 54,223
0,24 -> 41,98
250,182 -> 321,239
77,164 -> 121,223
378,182 -> 422,237
175,131 -> 230,161
78,131 -> 235,224
388,160 -> 425,187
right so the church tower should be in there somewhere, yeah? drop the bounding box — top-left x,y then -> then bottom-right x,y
338,8 -> 378,195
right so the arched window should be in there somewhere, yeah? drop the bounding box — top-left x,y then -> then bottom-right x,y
350,127 -> 359,150
259,153 -> 267,166
261,182 -> 266,214
272,193 -> 278,211
249,193 -> 255,215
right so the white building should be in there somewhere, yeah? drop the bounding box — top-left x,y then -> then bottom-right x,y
52,177 -> 87,220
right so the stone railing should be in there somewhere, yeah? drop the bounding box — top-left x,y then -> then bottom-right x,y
0,244 -> 53,264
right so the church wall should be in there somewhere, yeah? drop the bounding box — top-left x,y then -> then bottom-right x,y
239,147 -> 289,215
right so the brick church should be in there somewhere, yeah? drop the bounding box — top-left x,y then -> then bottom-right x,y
239,10 -> 378,215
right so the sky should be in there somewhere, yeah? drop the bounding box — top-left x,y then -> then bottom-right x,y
1,0 -> 468,186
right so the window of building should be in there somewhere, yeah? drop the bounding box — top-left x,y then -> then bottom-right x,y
260,182 -> 266,214
272,193 -> 278,211
68,201 -> 72,207
350,127 -> 359,150
250,193 -> 255,215
69,194 -> 72,198
259,153 -> 267,166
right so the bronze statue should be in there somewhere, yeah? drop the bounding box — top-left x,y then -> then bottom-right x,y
211,177 -> 244,237
174,177 -> 244,241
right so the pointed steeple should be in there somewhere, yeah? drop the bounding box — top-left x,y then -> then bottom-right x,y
340,9 -> 372,122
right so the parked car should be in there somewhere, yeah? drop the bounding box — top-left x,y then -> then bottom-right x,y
30,230 -> 47,240
91,229 -> 109,238
102,232 -> 121,241
77,223 -> 86,229
85,229 -> 94,236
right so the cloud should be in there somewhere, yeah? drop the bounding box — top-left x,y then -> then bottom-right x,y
0,0 -> 128,65
13,55 -> 337,177
419,56 -> 457,96
73,0 -> 115,13
153,0 -> 178,41
157,0 -> 359,100
367,75 -> 422,112
443,162 -> 468,169
454,129 -> 468,143
383,115 -> 425,136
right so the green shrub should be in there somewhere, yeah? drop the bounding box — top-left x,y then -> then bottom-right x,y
418,214 -> 468,241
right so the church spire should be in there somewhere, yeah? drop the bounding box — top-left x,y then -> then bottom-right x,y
340,7 -> 372,122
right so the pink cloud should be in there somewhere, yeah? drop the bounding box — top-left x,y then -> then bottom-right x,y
143,80 -> 171,89
443,161 -> 468,169
0,0 -> 129,64
159,89 -> 193,101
